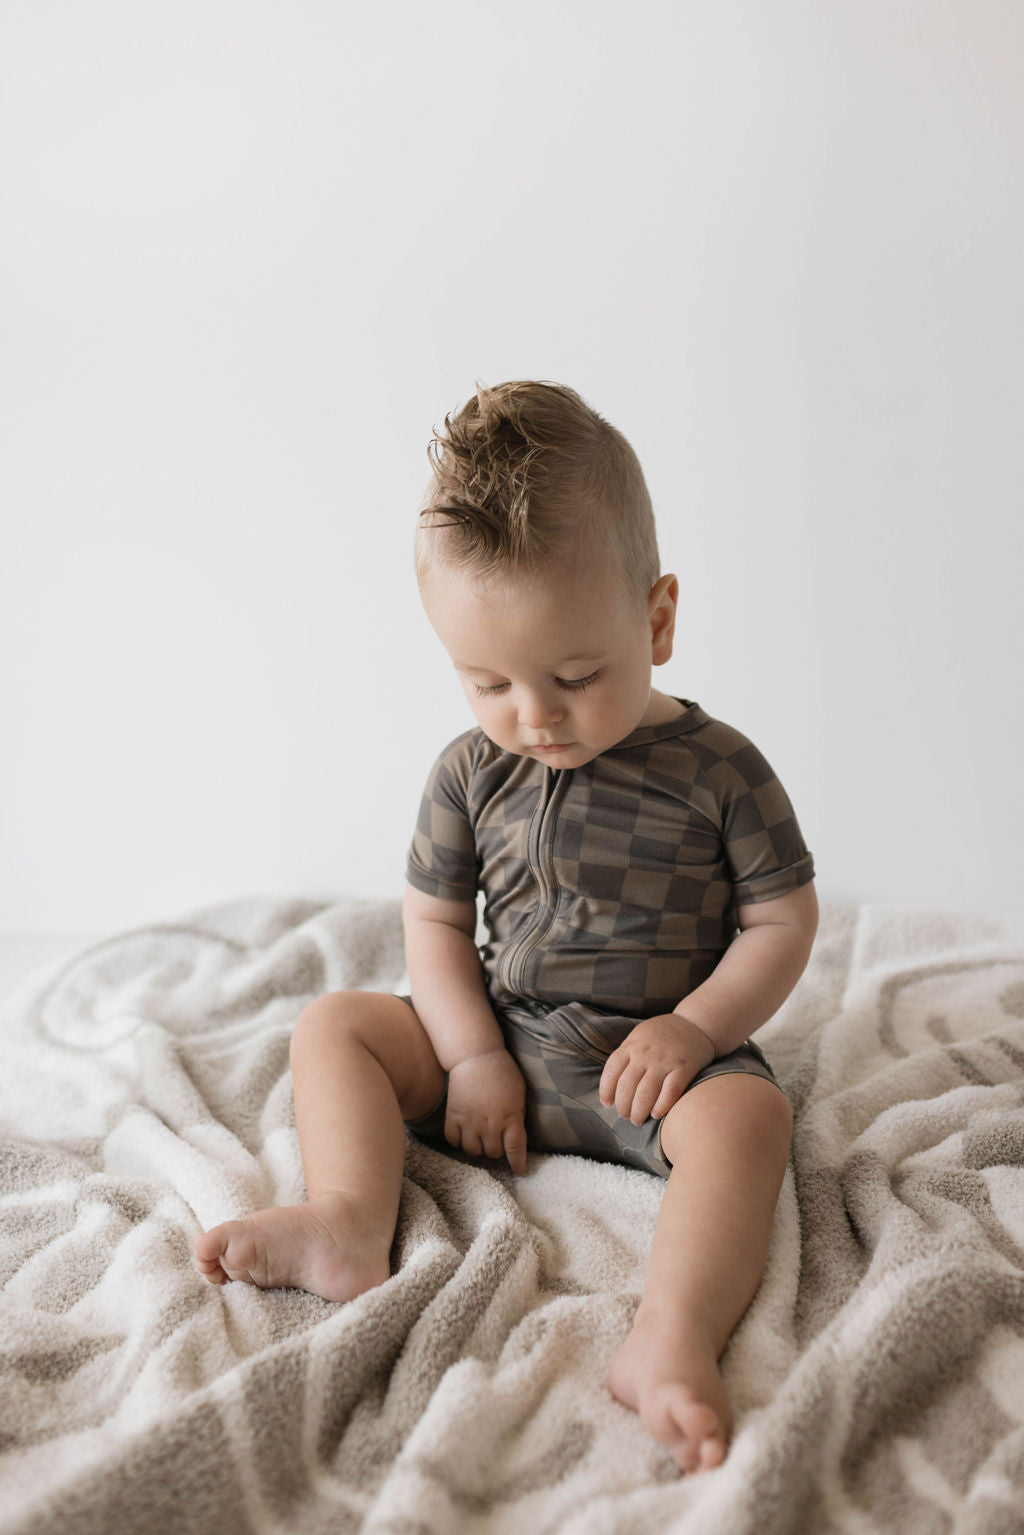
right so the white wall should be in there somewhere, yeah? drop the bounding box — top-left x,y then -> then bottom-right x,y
2,0 -> 1021,935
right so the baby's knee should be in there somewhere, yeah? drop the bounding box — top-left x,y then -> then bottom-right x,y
661,1072 -> 792,1167
290,989 -> 388,1059
723,1074 -> 793,1144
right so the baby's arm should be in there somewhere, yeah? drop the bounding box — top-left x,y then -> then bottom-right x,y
674,881 -> 819,1055
403,884 -> 528,1173
600,882 -> 819,1125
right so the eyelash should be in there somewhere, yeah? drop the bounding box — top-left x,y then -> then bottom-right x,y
473,671 -> 601,698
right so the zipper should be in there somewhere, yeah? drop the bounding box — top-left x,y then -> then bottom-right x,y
504,765 -> 566,994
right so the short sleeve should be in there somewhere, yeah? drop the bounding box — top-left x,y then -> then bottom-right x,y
716,738 -> 815,906
405,731 -> 480,901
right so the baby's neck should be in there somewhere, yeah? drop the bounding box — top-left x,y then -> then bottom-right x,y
642,690 -> 686,727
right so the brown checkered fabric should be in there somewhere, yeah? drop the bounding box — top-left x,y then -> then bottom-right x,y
406,698 -> 815,1019
397,992 -> 786,1178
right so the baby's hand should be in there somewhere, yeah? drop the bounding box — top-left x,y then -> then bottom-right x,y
445,1047 -> 529,1175
599,1014 -> 717,1126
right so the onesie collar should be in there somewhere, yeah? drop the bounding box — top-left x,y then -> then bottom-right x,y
609,697 -> 710,751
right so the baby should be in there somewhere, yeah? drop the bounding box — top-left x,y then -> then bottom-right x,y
194,380 -> 818,1476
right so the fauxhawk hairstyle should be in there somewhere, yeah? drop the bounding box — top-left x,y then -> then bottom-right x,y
414,379 -> 660,612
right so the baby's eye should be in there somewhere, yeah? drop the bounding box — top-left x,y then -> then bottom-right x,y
559,670 -> 601,692
473,670 -> 601,698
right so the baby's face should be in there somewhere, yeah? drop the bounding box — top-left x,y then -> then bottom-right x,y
420,559 -> 677,768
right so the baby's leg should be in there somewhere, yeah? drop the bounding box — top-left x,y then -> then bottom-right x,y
193,992 -> 445,1302
608,1074 -> 793,1474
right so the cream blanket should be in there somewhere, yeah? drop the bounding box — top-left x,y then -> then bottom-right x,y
2,894 -> 1024,1533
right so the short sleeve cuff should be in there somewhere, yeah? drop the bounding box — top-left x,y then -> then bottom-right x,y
405,860 -> 478,903
732,851 -> 815,906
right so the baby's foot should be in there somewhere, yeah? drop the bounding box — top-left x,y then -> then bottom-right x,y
608,1308 -> 733,1475
193,1191 -> 391,1304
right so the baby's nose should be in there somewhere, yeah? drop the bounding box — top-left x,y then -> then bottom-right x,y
517,694 -> 565,728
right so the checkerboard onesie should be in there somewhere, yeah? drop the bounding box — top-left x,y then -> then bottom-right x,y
401,698 -> 815,1176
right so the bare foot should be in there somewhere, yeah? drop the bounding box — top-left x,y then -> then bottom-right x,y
192,1191 -> 391,1304
608,1308 -> 733,1475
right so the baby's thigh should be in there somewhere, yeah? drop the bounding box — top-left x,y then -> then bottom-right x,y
291,989 -> 445,1121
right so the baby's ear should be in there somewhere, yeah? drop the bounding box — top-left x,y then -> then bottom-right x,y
650,572 -> 679,607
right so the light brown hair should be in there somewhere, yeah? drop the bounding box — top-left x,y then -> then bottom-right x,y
414,379 -> 660,612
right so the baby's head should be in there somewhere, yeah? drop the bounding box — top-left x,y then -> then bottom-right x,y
415,380 -> 680,767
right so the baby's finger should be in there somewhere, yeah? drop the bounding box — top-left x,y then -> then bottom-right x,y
627,1070 -> 665,1125
503,1121 -> 528,1176
614,1062 -> 645,1121
650,1072 -> 688,1120
599,1049 -> 624,1107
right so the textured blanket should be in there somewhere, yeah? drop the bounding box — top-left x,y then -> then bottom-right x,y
3,894 -> 1024,1534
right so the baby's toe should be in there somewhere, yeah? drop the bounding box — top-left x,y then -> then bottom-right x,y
698,1433 -> 726,1472
194,1220 -> 253,1281
194,1231 -> 220,1262
648,1388 -> 725,1475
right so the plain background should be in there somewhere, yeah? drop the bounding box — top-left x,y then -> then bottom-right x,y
2,0 -> 1022,954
